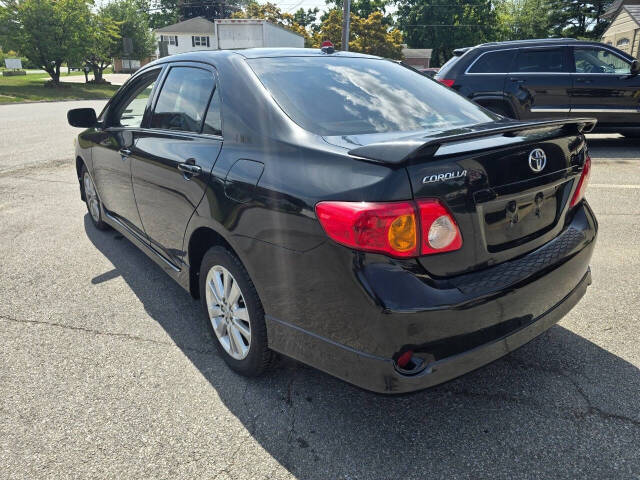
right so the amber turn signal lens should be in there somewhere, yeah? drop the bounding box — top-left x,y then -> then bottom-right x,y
388,214 -> 417,252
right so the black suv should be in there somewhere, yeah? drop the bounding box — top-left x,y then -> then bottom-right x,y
436,38 -> 640,137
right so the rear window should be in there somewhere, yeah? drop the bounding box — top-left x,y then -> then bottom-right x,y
248,56 -> 496,137
468,50 -> 515,73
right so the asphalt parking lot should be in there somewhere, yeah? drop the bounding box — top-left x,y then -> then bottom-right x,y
1,100 -> 639,479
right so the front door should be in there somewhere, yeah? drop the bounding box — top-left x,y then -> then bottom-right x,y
569,45 -> 640,124
91,69 -> 161,236
132,63 -> 223,268
504,47 -> 572,118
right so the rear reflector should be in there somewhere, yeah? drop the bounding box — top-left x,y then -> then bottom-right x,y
315,199 -> 462,258
438,78 -> 455,87
570,155 -> 591,208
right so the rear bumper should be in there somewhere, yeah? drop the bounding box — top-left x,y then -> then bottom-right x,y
268,268 -> 591,393
265,202 -> 597,394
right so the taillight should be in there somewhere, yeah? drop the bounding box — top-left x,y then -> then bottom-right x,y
315,201 -> 418,258
417,199 -> 463,254
570,155 -> 591,208
315,199 -> 462,258
438,78 -> 455,87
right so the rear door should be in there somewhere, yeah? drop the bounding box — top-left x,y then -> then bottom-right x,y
505,47 -> 572,118
463,49 -> 515,110
131,62 -> 223,269
569,45 -> 640,123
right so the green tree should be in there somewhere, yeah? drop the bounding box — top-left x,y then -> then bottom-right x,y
547,0 -> 612,39
5,0 -> 92,84
85,10 -> 121,83
292,7 -> 319,29
101,0 -> 156,61
314,9 -> 403,59
495,0 -> 553,40
396,0 -> 500,66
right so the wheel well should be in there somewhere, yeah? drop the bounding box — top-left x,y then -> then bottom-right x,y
76,156 -> 86,201
187,227 -> 237,298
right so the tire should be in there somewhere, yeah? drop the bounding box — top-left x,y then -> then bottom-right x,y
199,246 -> 274,376
81,165 -> 108,230
488,104 -> 512,118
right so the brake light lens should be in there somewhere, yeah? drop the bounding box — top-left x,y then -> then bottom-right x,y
438,78 -> 455,87
417,199 -> 463,254
315,199 -> 462,258
570,155 -> 591,208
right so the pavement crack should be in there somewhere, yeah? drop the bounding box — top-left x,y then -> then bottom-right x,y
0,313 -> 215,355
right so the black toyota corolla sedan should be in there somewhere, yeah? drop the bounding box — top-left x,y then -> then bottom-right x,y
68,48 -> 597,393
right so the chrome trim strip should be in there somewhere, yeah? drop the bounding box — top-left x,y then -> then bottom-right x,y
530,108 -> 571,113
571,108 -> 639,113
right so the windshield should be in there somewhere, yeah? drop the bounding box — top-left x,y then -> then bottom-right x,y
248,56 -> 496,137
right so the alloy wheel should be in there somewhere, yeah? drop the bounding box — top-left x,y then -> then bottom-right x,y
83,172 -> 100,222
205,265 -> 251,360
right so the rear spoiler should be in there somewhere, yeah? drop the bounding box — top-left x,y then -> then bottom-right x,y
348,118 -> 597,165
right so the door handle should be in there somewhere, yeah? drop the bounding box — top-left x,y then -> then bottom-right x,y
575,78 -> 592,84
178,162 -> 202,178
119,148 -> 132,157
509,78 -> 525,84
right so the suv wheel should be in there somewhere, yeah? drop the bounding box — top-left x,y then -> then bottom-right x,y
199,246 -> 274,376
81,166 -> 108,230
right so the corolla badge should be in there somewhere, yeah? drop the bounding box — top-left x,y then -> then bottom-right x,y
422,170 -> 467,184
528,148 -> 547,173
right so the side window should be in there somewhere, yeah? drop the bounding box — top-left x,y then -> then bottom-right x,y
202,87 -> 222,136
150,66 -> 215,133
112,70 -> 159,128
468,50 -> 515,73
515,49 -> 566,73
574,47 -> 631,74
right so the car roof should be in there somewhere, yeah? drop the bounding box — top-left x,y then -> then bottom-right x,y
150,48 -> 380,64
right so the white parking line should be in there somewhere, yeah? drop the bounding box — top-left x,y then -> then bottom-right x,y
590,184 -> 640,189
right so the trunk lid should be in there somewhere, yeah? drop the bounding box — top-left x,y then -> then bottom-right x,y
344,119 -> 594,277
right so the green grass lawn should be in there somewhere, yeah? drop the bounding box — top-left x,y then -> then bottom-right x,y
0,72 -> 119,104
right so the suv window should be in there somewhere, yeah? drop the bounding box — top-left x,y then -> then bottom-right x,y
515,48 -> 566,73
112,70 -> 159,128
574,47 -> 631,74
150,66 -> 215,133
468,50 -> 515,73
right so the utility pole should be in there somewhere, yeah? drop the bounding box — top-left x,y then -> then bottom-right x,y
341,0 -> 351,51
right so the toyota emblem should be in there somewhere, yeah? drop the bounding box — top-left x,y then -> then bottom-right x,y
528,148 -> 547,173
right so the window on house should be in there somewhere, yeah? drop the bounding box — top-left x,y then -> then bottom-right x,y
617,38 -> 630,47
192,36 -> 210,47
160,35 -> 178,46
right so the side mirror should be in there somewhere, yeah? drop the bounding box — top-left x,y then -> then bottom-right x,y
67,108 -> 97,128
631,59 -> 640,76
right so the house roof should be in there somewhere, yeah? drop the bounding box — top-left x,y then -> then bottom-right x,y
626,4 -> 640,24
604,0 -> 640,19
401,48 -> 432,58
155,16 -> 215,34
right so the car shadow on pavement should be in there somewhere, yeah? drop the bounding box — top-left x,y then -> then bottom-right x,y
84,216 -> 640,479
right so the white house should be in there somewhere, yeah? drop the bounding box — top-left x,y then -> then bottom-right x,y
154,17 -> 305,57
